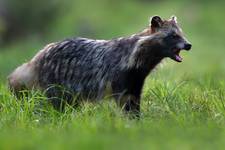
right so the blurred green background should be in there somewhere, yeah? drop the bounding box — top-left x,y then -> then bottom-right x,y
0,0 -> 224,80
0,0 -> 225,150
0,0 -> 225,80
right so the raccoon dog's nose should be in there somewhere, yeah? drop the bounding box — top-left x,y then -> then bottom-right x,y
184,43 -> 192,50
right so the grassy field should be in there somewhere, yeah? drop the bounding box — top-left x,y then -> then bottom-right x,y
0,0 -> 225,150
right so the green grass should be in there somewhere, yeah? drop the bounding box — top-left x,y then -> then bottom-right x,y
0,0 -> 225,150
0,77 -> 225,150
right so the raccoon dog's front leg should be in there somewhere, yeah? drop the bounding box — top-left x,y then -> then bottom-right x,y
112,84 -> 142,118
123,94 -> 140,118
113,92 -> 140,118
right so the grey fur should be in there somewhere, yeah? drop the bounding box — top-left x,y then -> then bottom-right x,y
38,37 -> 140,99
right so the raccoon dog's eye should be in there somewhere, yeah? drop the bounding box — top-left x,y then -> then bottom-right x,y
172,33 -> 179,39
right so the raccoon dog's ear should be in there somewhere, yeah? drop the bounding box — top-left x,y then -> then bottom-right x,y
170,15 -> 177,23
150,16 -> 163,28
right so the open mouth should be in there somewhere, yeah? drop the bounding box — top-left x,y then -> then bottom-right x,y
171,48 -> 183,62
169,43 -> 191,62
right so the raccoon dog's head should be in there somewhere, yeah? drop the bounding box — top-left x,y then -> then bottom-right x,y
150,16 -> 192,62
